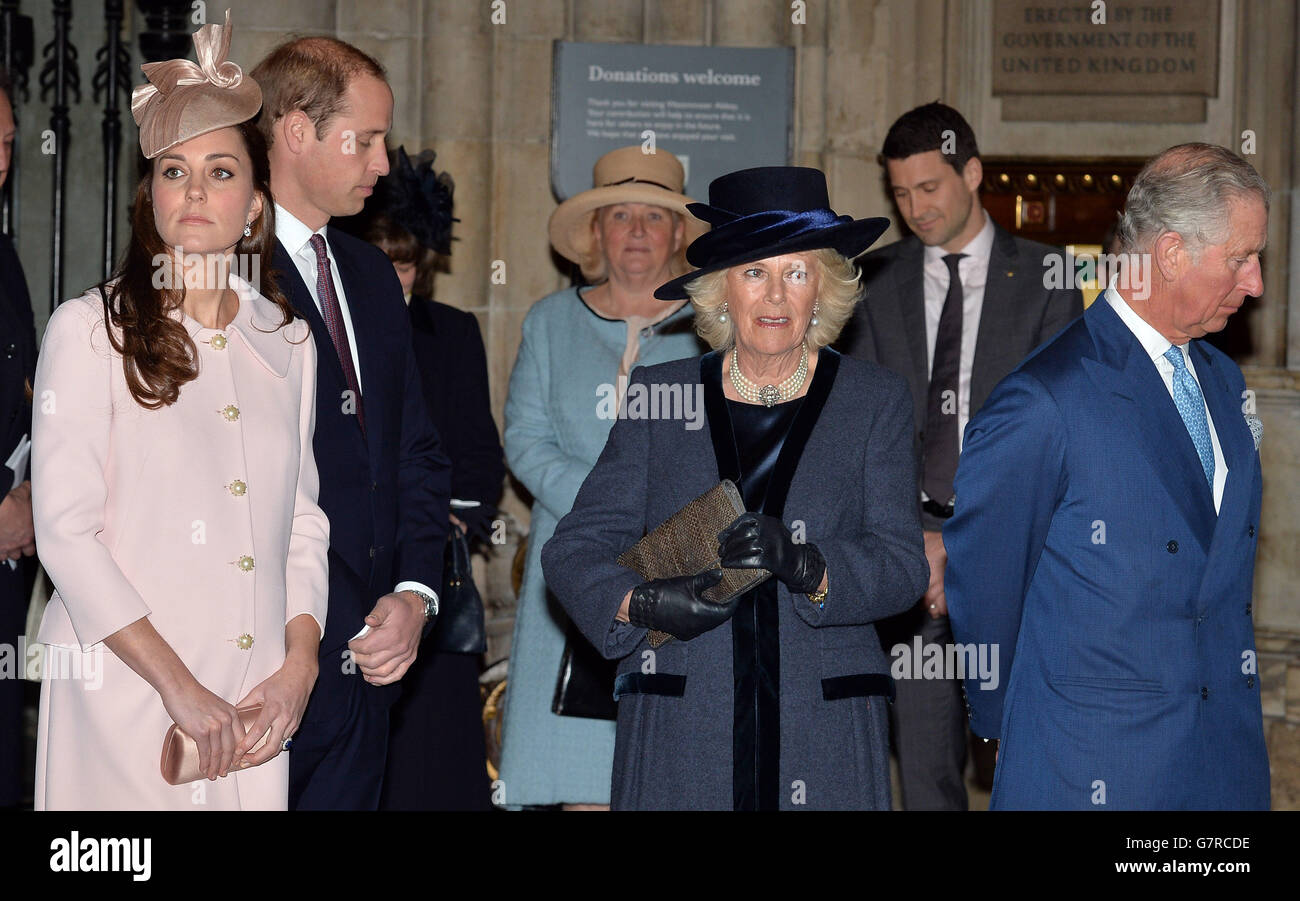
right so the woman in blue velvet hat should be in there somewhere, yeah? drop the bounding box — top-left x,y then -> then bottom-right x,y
542,167 -> 929,809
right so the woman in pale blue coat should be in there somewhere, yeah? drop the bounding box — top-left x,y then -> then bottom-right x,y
498,147 -> 707,807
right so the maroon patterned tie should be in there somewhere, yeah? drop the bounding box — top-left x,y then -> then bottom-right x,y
308,234 -> 365,435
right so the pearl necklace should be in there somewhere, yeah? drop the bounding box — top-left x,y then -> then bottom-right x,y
729,343 -> 809,407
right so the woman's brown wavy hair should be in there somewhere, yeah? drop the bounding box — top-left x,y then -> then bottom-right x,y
99,120 -> 295,409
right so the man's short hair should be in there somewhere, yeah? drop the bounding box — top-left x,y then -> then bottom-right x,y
250,37 -> 386,147
1115,143 -> 1270,258
879,101 -> 980,175
0,68 -> 12,109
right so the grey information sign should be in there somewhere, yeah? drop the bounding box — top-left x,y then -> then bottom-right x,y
551,41 -> 795,202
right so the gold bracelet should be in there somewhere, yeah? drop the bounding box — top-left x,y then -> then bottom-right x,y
807,577 -> 828,608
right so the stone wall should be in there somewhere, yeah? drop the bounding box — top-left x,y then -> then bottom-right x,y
17,0 -> 1296,803
236,0 -> 1300,803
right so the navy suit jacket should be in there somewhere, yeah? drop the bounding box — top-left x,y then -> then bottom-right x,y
0,232 -> 36,806
272,232 -> 450,657
945,296 -> 1269,810
408,297 -> 504,508
0,234 -> 35,497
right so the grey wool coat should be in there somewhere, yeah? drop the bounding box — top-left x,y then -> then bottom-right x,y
541,348 -> 929,810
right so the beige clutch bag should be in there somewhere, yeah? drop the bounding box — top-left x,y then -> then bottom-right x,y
160,704 -> 268,785
617,480 -> 770,647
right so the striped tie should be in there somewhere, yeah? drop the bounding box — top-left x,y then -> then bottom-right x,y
309,234 -> 365,436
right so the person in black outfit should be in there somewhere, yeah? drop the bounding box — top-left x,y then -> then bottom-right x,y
346,149 -> 503,810
0,71 -> 37,809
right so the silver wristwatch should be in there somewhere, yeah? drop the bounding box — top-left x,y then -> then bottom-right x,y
407,589 -> 438,622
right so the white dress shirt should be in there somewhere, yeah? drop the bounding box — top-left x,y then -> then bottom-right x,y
1106,286 -> 1227,513
275,203 -> 364,391
923,212 -> 995,450
274,203 -> 438,612
4,434 -> 28,571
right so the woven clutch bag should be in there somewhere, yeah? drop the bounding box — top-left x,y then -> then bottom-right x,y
617,480 -> 770,647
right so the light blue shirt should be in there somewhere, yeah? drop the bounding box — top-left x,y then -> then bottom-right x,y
1106,286 -> 1226,512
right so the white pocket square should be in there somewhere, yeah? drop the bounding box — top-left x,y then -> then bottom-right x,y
1244,413 -> 1263,451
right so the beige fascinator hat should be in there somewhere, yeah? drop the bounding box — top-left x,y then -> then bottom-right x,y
548,146 -> 709,269
130,10 -> 261,160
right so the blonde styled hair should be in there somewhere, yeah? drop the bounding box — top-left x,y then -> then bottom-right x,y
580,207 -> 689,283
685,248 -> 861,350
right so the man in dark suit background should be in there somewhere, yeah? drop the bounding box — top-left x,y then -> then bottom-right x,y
251,39 -> 451,811
0,71 -> 36,809
840,102 -> 1082,809
383,293 -> 501,811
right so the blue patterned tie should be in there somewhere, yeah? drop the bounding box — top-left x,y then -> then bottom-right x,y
1164,345 -> 1214,487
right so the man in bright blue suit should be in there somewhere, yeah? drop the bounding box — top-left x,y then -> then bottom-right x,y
945,143 -> 1271,810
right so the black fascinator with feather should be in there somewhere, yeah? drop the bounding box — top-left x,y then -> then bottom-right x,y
375,146 -> 457,255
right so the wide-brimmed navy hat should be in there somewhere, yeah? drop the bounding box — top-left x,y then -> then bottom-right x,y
654,166 -> 889,300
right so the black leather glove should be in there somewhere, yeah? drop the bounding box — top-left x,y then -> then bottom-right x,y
627,569 -> 735,642
717,512 -> 826,594
453,503 -> 497,548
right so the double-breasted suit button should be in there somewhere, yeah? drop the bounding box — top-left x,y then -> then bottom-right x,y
235,633 -> 254,650
220,404 -> 240,422
210,333 -> 228,350
1248,525 -> 1256,537
1246,676 -> 1255,688
4,342 -> 14,359
236,555 -> 255,572
1246,603 -> 1252,615
1201,686 -> 1209,699
1166,540 -> 1178,553
228,479 -> 247,497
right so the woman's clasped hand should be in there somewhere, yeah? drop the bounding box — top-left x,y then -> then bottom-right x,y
716,512 -> 826,595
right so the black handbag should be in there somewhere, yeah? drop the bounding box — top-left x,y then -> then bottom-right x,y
551,619 -> 618,720
431,527 -> 488,655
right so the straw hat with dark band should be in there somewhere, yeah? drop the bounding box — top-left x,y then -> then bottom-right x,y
548,146 -> 710,269
130,10 -> 261,160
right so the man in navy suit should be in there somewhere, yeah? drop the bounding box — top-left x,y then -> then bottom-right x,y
252,39 -> 451,810
946,143 -> 1271,809
0,73 -> 37,808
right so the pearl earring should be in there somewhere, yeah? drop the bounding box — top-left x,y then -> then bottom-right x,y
243,221 -> 252,237
718,302 -> 728,323
810,303 -> 820,326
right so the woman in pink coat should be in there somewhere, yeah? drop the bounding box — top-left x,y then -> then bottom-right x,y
30,14 -> 328,810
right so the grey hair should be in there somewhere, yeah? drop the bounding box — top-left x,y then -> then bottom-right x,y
684,248 -> 862,351
1115,142 -> 1270,259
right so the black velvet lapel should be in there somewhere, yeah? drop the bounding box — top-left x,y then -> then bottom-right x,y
702,353 -> 754,809
763,348 -> 839,516
704,348 -> 840,811
613,672 -> 687,699
822,673 -> 894,701
702,351 -> 740,483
